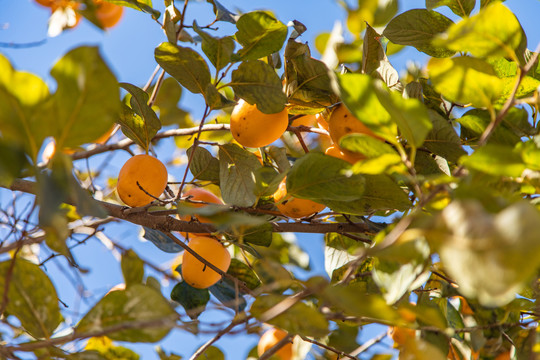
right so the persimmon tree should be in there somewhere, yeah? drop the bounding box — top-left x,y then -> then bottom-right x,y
1,0 -> 540,359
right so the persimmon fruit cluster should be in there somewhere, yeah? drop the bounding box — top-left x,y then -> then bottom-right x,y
34,0 -> 123,29
116,154 -> 168,207
230,99 -> 289,148
181,236 -> 231,289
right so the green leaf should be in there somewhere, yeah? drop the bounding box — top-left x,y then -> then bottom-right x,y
0,259 -> 62,339
77,284 -> 176,342
428,56 -> 504,108
206,0 -> 238,24
155,42 -> 212,95
458,107 -> 534,146
119,83 -> 161,152
382,9 -> 455,58
142,227 -> 183,253
107,0 -> 160,19
252,259 -> 294,290
121,249 -> 145,287
436,200 -> 540,306
205,83 -> 236,110
324,174 -> 411,214
232,222 -> 273,247
193,22 -> 235,71
372,237 -> 431,304
433,2 -> 522,59
335,73 -> 397,143
284,40 -> 337,113
363,24 -> 401,91
251,294 -> 329,338
194,346 -> 224,360
339,134 -> 398,159
254,166 -> 285,197
84,336 -> 140,360
227,258 -> 261,290
230,60 -> 286,114
234,11 -> 288,61
218,144 -> 262,207
322,283 -> 400,322
461,144 -> 526,177
286,152 -> 365,202
423,110 -> 466,163
373,85 -> 433,149
209,278 -> 247,311
170,281 -> 210,320
426,0 -> 475,17
153,77 -> 192,127
50,46 -> 120,150
187,146 -> 220,182
0,142 -> 31,186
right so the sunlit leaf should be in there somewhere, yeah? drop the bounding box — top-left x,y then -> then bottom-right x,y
121,249 -> 145,287
426,0 -> 475,17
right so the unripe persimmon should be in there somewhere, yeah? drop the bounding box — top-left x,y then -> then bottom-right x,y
179,187 -> 224,238
230,99 -> 289,148
257,328 -> 293,360
117,154 -> 168,207
274,178 -> 325,219
328,104 -> 381,154
94,0 -> 123,28
181,236 -> 231,289
324,144 -> 364,164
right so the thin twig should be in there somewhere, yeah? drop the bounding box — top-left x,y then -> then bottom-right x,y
350,331 -> 388,356
300,335 -> 359,359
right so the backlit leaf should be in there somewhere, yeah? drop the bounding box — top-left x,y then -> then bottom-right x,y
121,249 -> 145,287
426,0 -> 475,17
428,56 -> 504,108
234,11 -> 288,61
461,144 -> 526,177
433,2 -> 522,59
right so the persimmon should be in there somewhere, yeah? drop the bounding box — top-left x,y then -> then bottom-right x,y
388,326 -> 416,348
34,0 -> 55,7
116,154 -> 168,207
94,0 -> 124,28
179,187 -> 224,238
181,236 -> 231,289
230,99 -> 289,148
274,178 -> 325,219
316,113 -> 329,131
324,144 -> 364,164
291,114 -> 317,127
257,328 -> 293,360
495,351 -> 511,360
328,103 -> 381,154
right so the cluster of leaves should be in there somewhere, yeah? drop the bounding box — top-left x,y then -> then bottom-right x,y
1,0 -> 540,359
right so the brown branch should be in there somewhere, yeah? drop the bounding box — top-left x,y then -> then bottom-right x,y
5,179 -> 374,235
71,124 -> 231,160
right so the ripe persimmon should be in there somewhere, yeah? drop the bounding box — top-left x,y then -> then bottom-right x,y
94,0 -> 123,28
257,328 -> 293,360
274,178 -> 325,219
34,0 -> 54,7
316,113 -> 329,131
179,187 -> 224,238
324,144 -> 364,164
230,99 -> 289,148
328,104 -> 381,155
291,114 -> 317,127
388,326 -> 416,348
117,154 -> 168,207
181,236 -> 231,289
